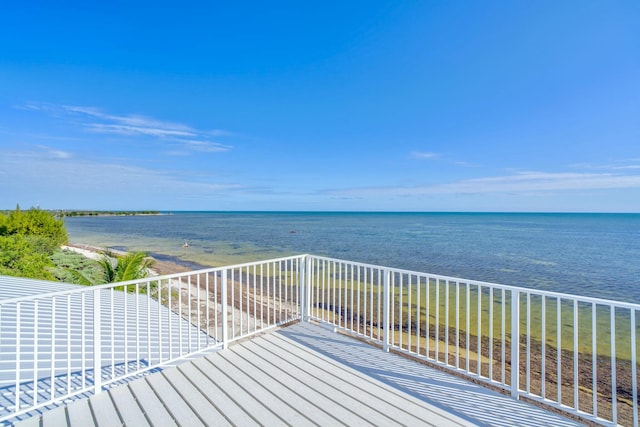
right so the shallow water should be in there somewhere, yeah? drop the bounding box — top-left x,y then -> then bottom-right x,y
64,212 -> 640,303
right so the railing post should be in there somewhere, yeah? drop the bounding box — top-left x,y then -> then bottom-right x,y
93,288 -> 102,394
221,270 -> 229,349
511,289 -> 520,399
383,269 -> 390,352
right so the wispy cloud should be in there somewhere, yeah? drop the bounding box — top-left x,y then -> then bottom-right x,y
411,151 -> 440,159
18,102 -> 232,155
0,147 -> 243,198
329,170 -> 640,197
569,159 -> 640,171
36,145 -> 73,159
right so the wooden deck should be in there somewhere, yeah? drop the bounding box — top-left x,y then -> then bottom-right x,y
14,322 -> 581,427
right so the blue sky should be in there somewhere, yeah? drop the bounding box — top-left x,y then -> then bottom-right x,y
1,1 -> 639,212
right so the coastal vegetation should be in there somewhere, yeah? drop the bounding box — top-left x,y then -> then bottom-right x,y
0,206 -> 68,279
0,206 -> 155,285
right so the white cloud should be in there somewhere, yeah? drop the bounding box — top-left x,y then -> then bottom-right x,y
329,170 -> 640,197
0,148 -> 243,197
18,102 -> 232,155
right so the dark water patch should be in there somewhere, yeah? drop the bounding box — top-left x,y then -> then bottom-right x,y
148,252 -> 212,270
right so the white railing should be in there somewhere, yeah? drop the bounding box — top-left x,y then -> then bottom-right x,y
1,254 -> 638,426
306,255 -> 640,427
0,255 -> 305,423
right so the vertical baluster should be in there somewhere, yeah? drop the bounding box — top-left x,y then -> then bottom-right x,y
221,270 -> 228,349
541,296 -> 546,399
350,264 -> 355,332
399,274 -> 404,349
93,289 -> 101,394
592,302 -> 597,418
501,288 -> 505,385
64,294 -> 72,394
477,285 -> 482,377
231,269 -> 236,335
426,277 -> 430,360
511,290 -> 520,399
357,265 -> 361,335
206,274 -> 211,345
611,305 -> 617,424
557,297 -> 562,405
110,288 -> 115,379
455,281 -> 459,368
631,308 -> 638,427
408,274 -> 412,351
466,282 -> 470,372
369,267 -> 374,339
136,284 -> 141,370
147,281 -> 151,362
157,280 -> 164,360
527,293 -> 531,394
416,275 -> 421,356
383,269 -> 390,352
197,274 -> 202,349
338,263 -> 342,328
445,280 -> 450,366
67,295 -> 71,393
15,302 -> 21,411
184,276 -> 191,349
436,279 -> 440,363
252,265 -> 257,334
177,277 -> 182,355
167,279 -> 173,359
33,301 -> 38,407
573,299 -> 579,411
124,285 -> 129,374
489,287 -> 493,381
259,264 -> 264,329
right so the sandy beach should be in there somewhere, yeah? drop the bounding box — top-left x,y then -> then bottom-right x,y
63,242 -> 202,276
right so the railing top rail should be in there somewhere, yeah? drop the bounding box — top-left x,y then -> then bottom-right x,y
308,254 -> 640,310
0,254 -> 309,305
2,252 -> 637,310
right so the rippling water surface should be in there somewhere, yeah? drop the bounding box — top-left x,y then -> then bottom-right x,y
64,212 -> 640,303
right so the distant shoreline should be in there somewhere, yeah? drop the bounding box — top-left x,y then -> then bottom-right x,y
57,210 -> 167,217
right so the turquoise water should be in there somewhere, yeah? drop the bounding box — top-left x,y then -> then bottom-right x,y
64,212 -> 640,303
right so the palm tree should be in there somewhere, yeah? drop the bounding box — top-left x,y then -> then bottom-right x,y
70,251 -> 156,285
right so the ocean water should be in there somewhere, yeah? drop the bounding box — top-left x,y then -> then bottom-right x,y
64,212 -> 640,303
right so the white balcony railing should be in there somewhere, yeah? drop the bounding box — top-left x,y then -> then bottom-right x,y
1,254 -> 638,426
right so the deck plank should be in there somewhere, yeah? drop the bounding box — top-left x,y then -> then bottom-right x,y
127,378 -> 177,427
108,384 -> 150,427
176,362 -> 260,427
41,405 -> 68,427
161,367 -> 231,427
88,392 -> 121,427
189,356 -> 285,426
145,373 -> 205,427
66,398 -> 94,427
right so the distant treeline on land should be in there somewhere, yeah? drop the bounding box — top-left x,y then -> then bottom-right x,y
57,210 -> 163,217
